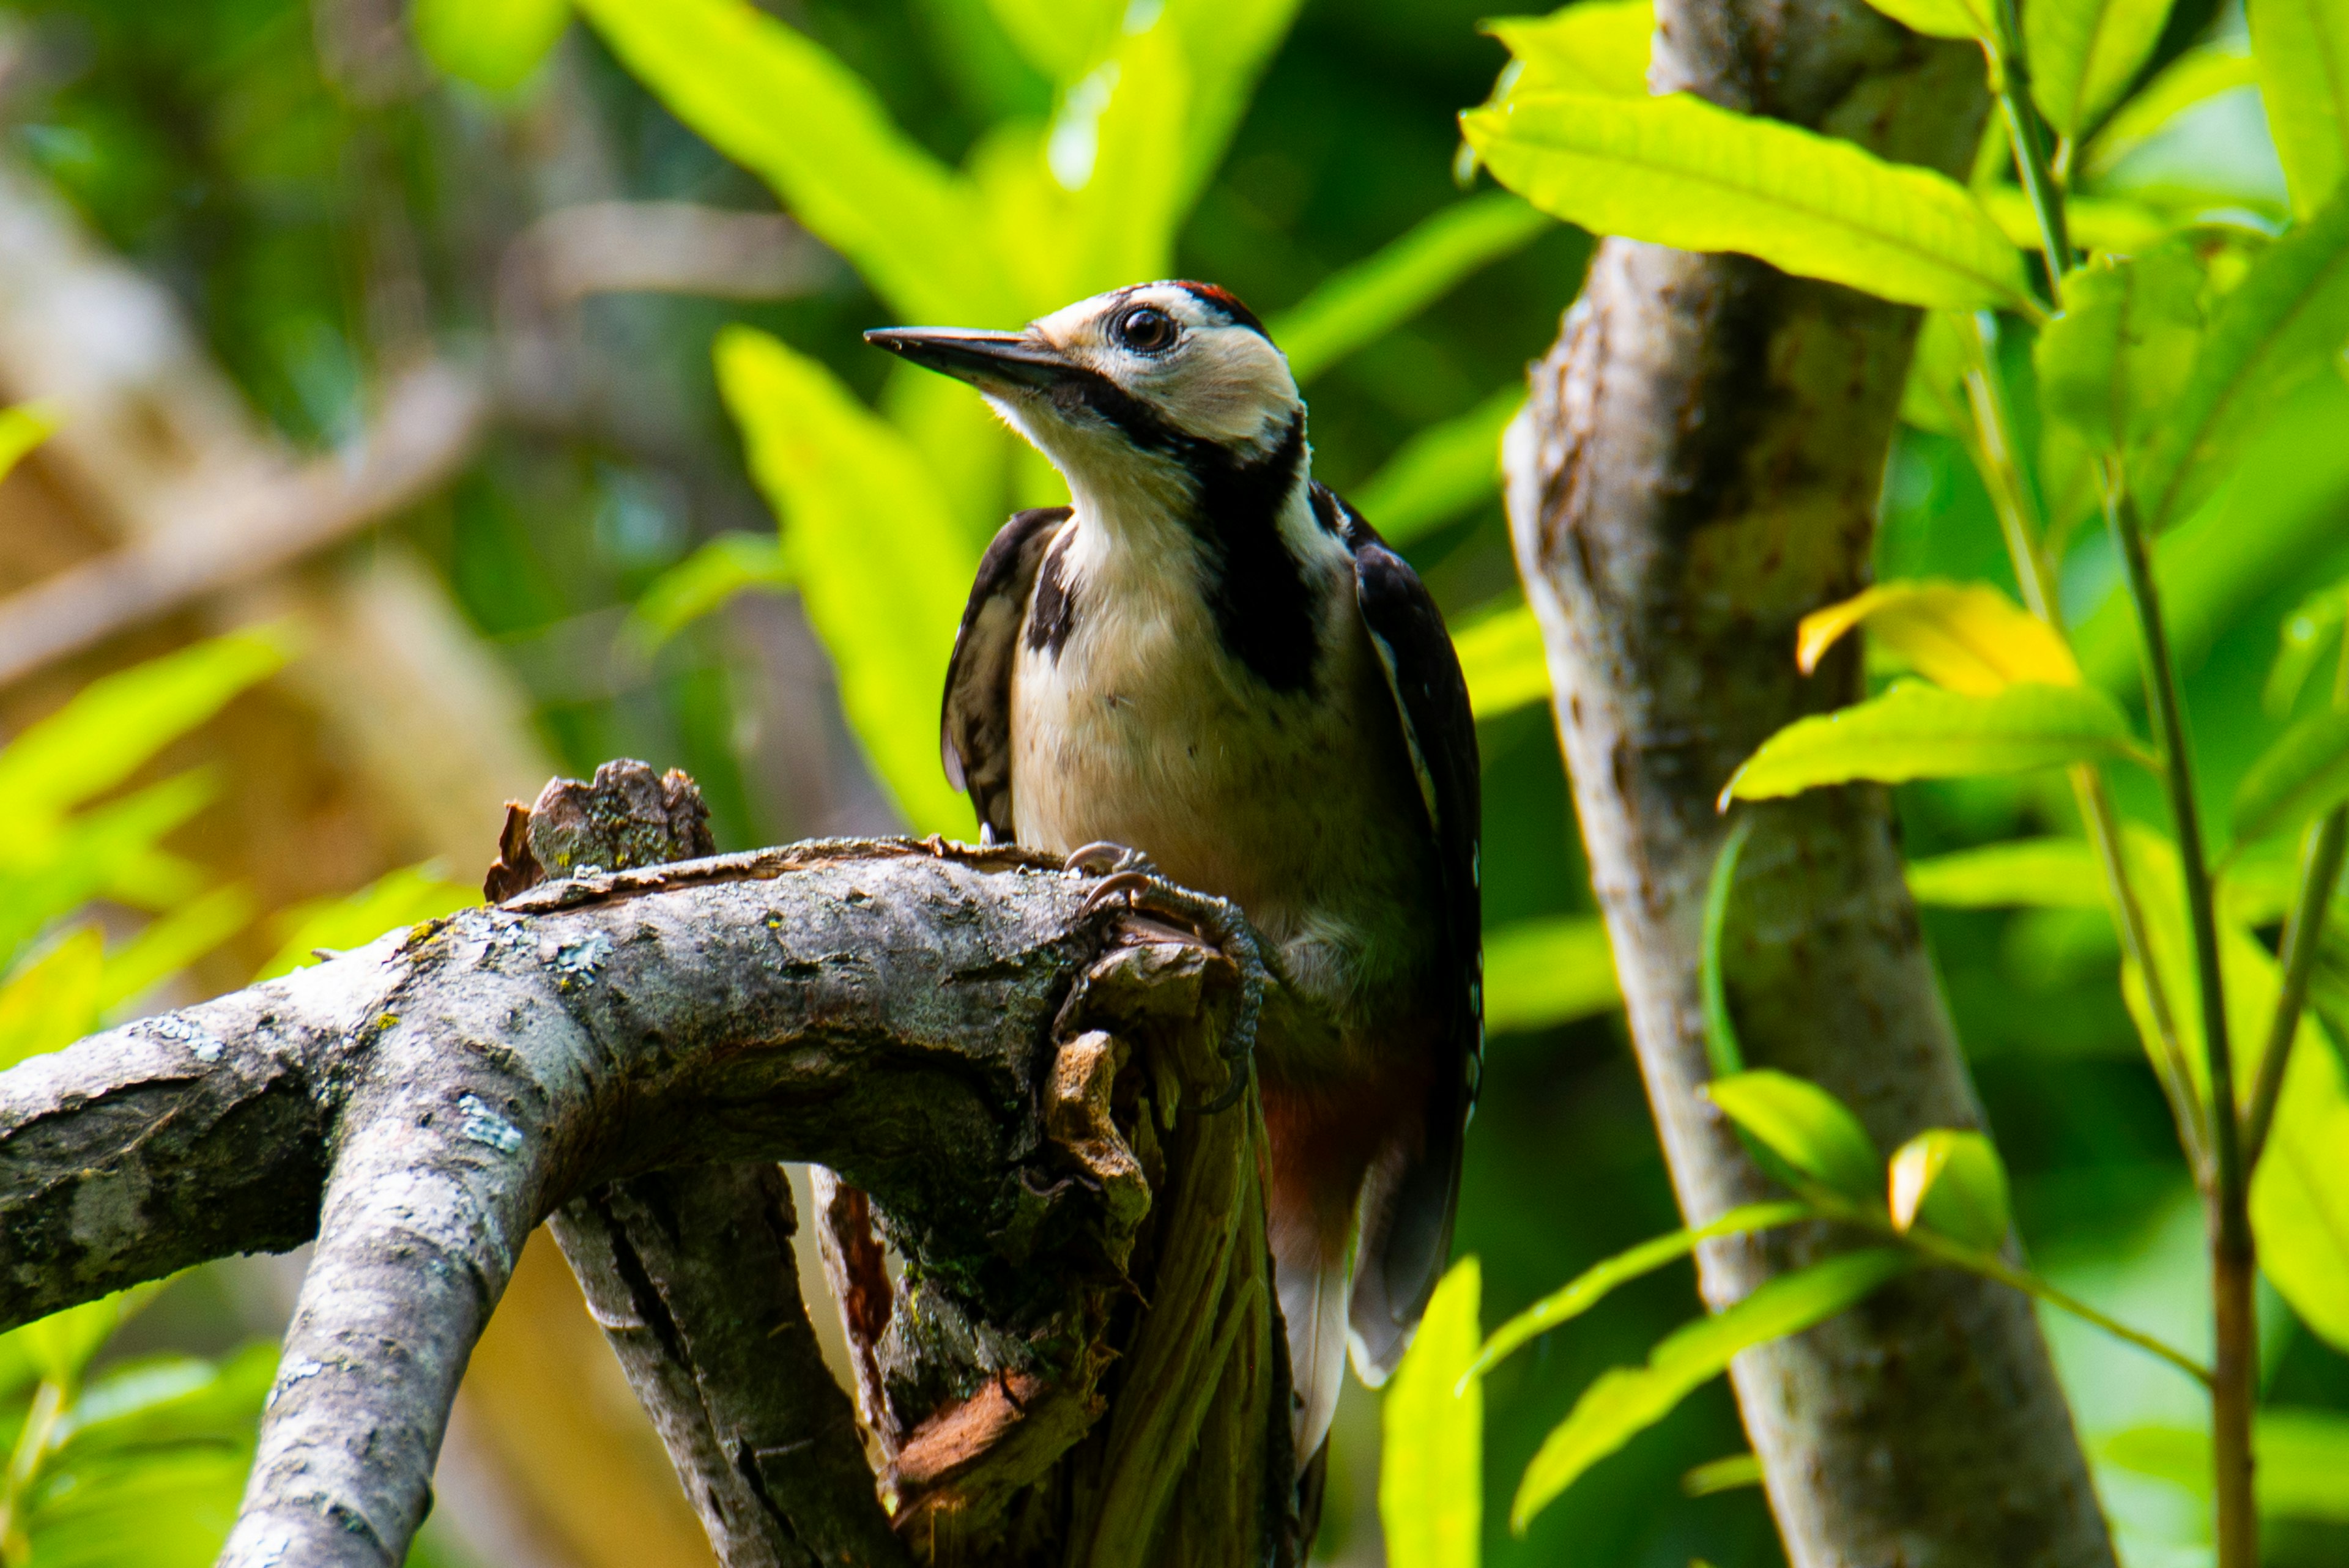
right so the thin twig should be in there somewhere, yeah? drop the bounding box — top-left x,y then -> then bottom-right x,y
2245,808 -> 2349,1167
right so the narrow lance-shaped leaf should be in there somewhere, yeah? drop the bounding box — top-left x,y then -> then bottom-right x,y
1381,1259 -> 1482,1568
2080,43 -> 2259,179
2265,582 -> 2349,714
1510,1250 -> 1912,1530
1887,1129 -> 2013,1249
1454,601 -> 1551,720
1469,1201 -> 1813,1378
625,531 -> 795,654
2251,0 -> 2349,215
1703,1070 -> 1883,1202
1483,914 -> 1619,1034
1481,2 -> 1654,100
1856,0 -> 1990,40
2131,190 -> 2349,534
1272,195 -> 1553,383
255,862 -> 479,983
2233,708 -> 2349,846
1976,187 -> 2175,257
981,0 -> 1123,82
1905,838 -> 2107,908
2028,0 -> 2176,139
2035,245 -> 2205,457
1352,385 -> 1524,544
1723,681 -> 2145,803
2104,1408 -> 2349,1520
1797,580 -> 2082,693
716,327 -> 979,835
1460,92 -> 2035,314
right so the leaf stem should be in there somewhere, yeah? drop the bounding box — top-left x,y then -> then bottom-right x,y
2244,806 -> 2349,1167
2103,472 -> 2257,1568
1984,2 -> 2073,283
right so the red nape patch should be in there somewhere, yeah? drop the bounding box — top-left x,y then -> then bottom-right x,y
1174,280 -> 1269,339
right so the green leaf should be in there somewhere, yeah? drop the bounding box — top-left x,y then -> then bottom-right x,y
1454,601 -> 1551,720
1381,1258 -> 1482,1568
1351,386 -> 1523,545
2028,0 -> 2176,139
0,929 -> 102,1072
254,862 -> 478,982
1460,92 -> 2033,313
2234,706 -> 2349,845
1482,2 -> 1655,100
1484,914 -> 1619,1033
1703,1070 -> 1883,1201
2035,244 -> 2205,456
2104,1409 -> 2349,1520
1976,187 -> 2174,256
1898,309 -> 1973,435
1796,580 -> 2082,693
576,0 -> 1016,325
1723,681 -> 2144,802
1509,1249 -> 1909,1530
1905,837 -> 2107,908
58,1342 -> 273,1460
409,0 -> 569,94
717,327 -> 978,835
1272,194 -> 1552,383
2251,0 -> 2349,215
1887,1128 -> 2011,1248
1857,0 -> 1989,39
95,885 -> 255,1016
0,629 -> 290,826
2131,190 -> 2349,534
2082,43 -> 2258,179
2265,582 -> 2348,714
2250,979 -> 2349,1352
982,0 -> 1124,81
1681,1453 -> 1765,1496
625,531 -> 794,654
1470,1201 -> 1811,1378
9,1285 -> 160,1388
0,402 -> 59,486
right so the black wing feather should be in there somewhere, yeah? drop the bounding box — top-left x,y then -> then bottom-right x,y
1318,481 -> 1483,1358
941,506 -> 1072,840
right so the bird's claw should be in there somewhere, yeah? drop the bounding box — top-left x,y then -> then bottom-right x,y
1063,840 -> 1156,879
1074,868 -> 1266,1115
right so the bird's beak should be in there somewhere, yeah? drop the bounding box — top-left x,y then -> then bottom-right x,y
863,327 -> 1078,391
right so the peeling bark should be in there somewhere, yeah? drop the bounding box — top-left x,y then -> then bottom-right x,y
1502,2 -> 2117,1562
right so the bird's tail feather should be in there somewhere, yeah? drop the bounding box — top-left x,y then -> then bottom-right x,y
1276,1229 -> 1355,1470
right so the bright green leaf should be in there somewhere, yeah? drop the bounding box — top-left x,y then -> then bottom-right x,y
1484,914 -> 1618,1033
2251,0 -> 2349,215
0,929 -> 102,1072
1381,1257 -> 1482,1568
1510,1249 -> 1909,1530
2028,0 -> 2175,138
1905,837 -> 2107,908
1351,386 -> 1523,545
1482,2 -> 1655,100
1723,681 -> 2143,802
576,0 -> 1017,325
625,532 -> 794,654
1976,187 -> 2175,255
2234,706 -> 2349,845
2265,582 -> 2349,714
255,862 -> 478,983
1455,601 -> 1551,720
1461,92 -> 2034,313
1887,1128 -> 2012,1248
0,402 -> 59,486
10,1284 -> 160,1388
58,1342 -> 274,1460
717,327 -> 978,835
2251,981 -> 2349,1352
96,886 -> 254,1016
2131,190 -> 2349,534
1272,194 -> 1552,383
1899,310 -> 1973,435
2104,1408 -> 2349,1520
2082,43 -> 2258,180
982,0 -> 1123,81
1681,1453 -> 1765,1496
0,629 -> 289,826
1857,0 -> 1989,39
1796,580 -> 2082,693
2035,244 -> 2205,456
1704,1070 -> 1883,1200
1470,1201 -> 1811,1378
409,0 -> 569,94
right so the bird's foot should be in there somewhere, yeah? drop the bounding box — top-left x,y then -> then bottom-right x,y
1074,866 -> 1265,1116
1063,840 -> 1156,879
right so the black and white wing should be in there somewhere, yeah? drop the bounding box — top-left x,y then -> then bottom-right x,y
940,506 -> 1072,841
1316,481 -> 1483,1374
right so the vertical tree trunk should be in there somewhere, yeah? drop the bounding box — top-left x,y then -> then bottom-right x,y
1501,4 -> 2117,1562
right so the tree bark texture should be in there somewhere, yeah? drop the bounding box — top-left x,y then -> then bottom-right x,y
0,823 -> 1299,1567
1502,4 -> 2117,1564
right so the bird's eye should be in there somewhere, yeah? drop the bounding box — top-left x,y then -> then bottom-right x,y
1114,306 -> 1179,353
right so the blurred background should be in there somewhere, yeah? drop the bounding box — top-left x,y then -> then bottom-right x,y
0,0 -> 2339,1564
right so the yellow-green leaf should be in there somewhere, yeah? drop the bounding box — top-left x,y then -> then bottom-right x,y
0,929 -> 102,1073
254,863 -> 478,983
1381,1258 -> 1482,1568
1975,187 -> 2173,256
1724,681 -> 2143,803
982,0 -> 1124,81
1460,92 -> 2033,313
1887,1128 -> 2011,1249
1484,914 -> 1618,1033
1509,1249 -> 1909,1531
2233,707 -> 2349,845
1796,581 -> 2081,693
1455,601 -> 1551,719
1272,195 -> 1552,383
2081,42 -> 2259,180
1481,2 -> 1655,101
1469,1201 -> 1811,1379
2104,1410 -> 2349,1519
1904,837 -> 2107,908
2251,976 -> 2349,1352
1352,386 -> 1523,545
717,327 -> 978,835
625,532 -> 794,654
2028,0 -> 2176,138
410,0 -> 569,94
1898,310 -> 1973,435
2035,244 -> 2205,456
97,886 -> 255,1016
1704,1070 -> 1882,1201
1858,0 -> 1990,40
2251,0 -> 2349,215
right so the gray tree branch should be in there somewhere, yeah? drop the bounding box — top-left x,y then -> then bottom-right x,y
1502,2 -> 2116,1562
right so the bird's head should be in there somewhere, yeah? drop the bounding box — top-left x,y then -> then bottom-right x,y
865,282 -> 1304,510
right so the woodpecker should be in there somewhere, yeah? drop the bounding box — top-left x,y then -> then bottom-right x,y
866,283 -> 1480,1466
